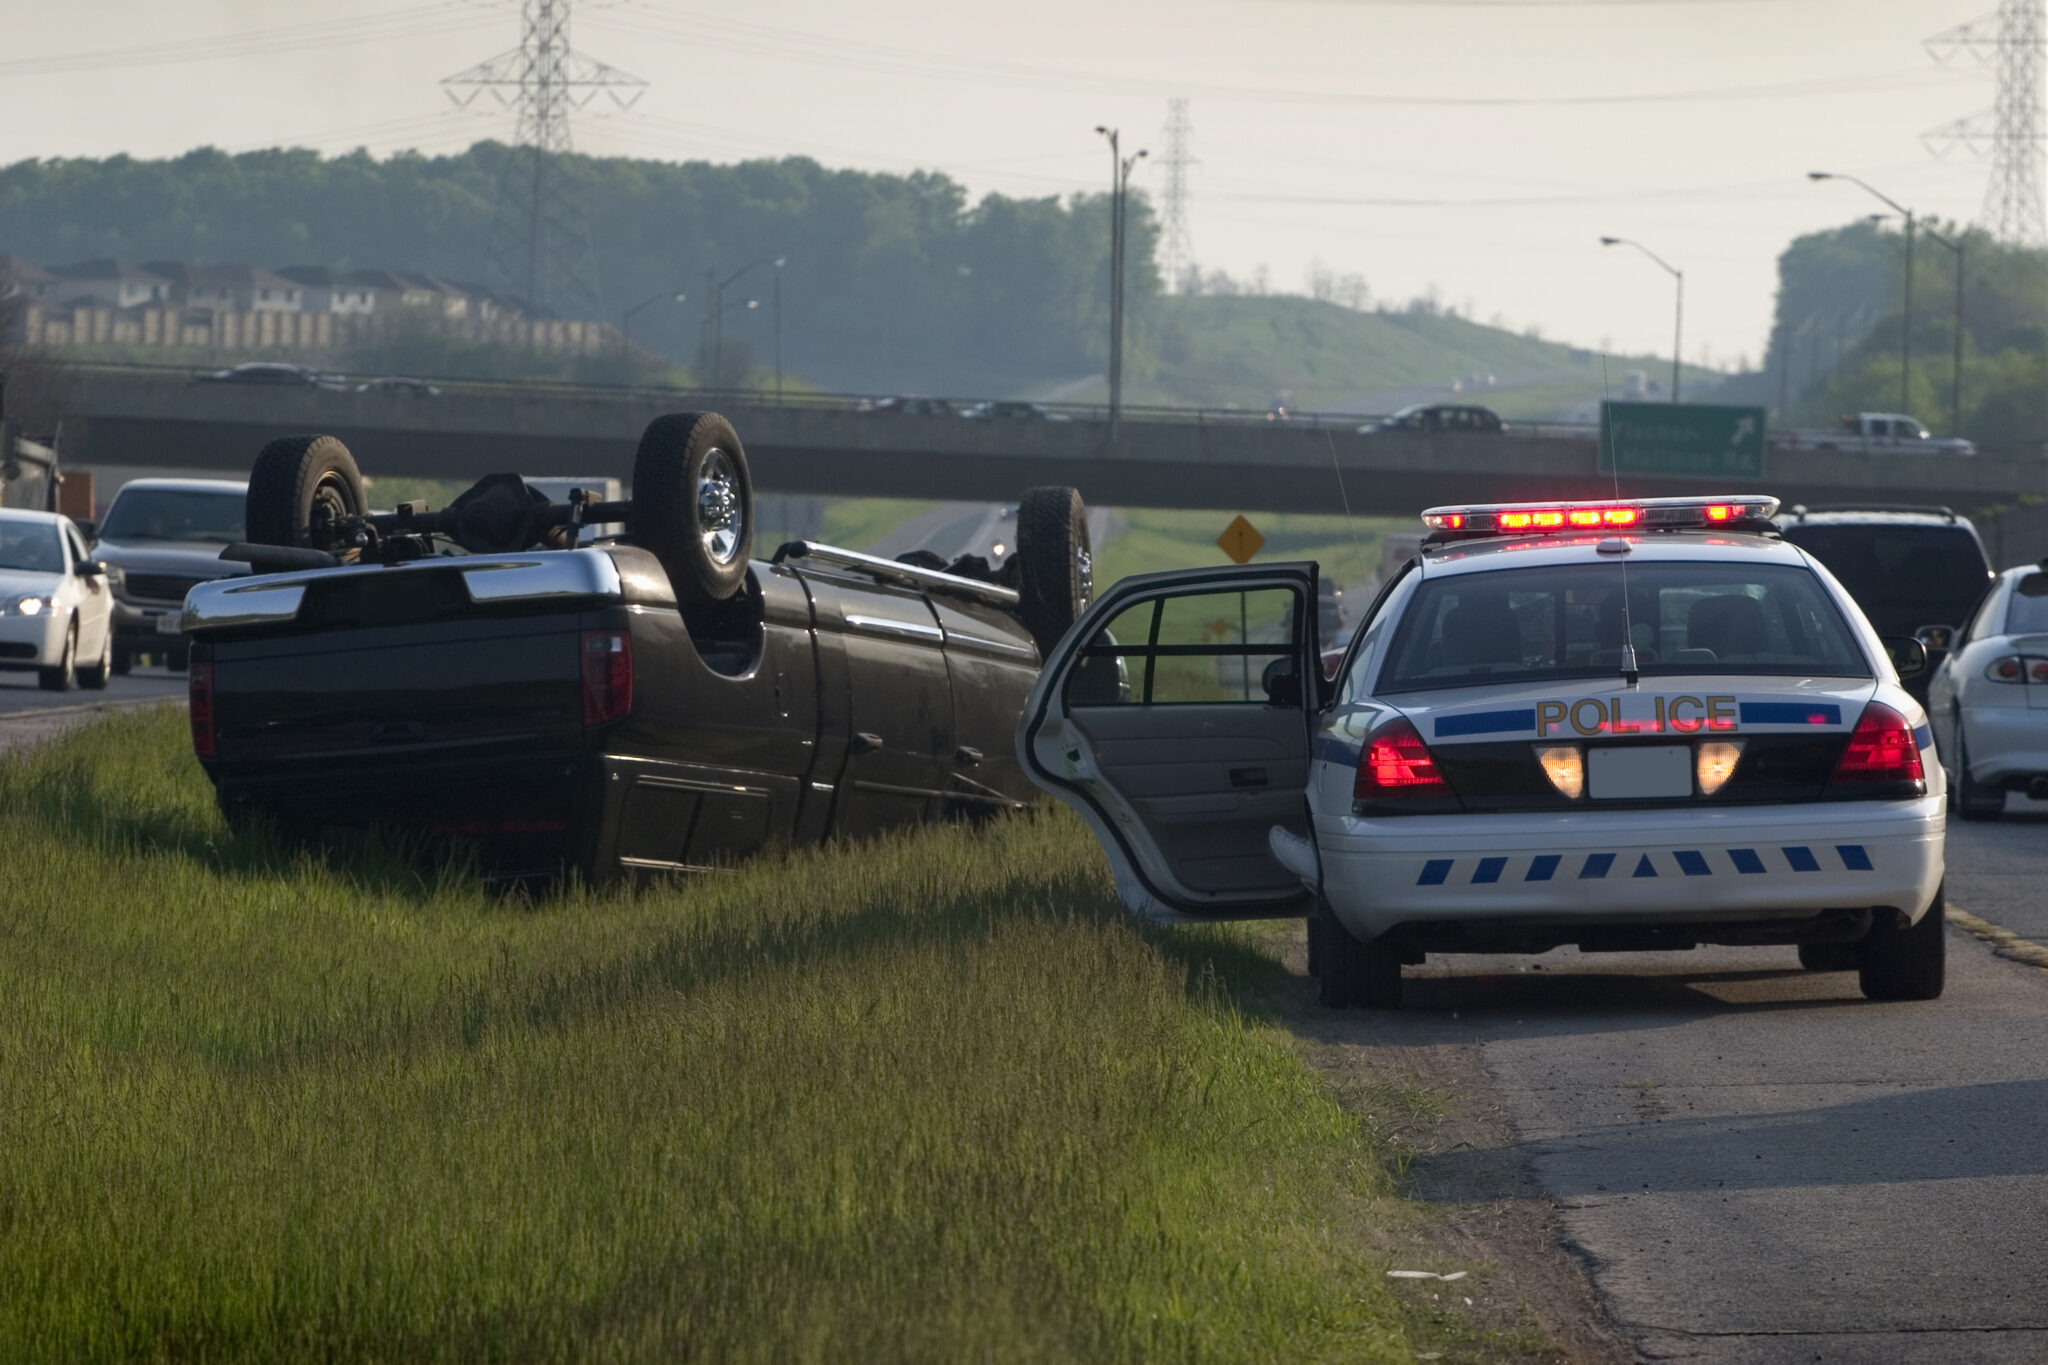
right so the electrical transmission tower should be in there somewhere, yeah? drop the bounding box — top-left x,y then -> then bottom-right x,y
1157,98 -> 1196,293
444,0 -> 646,316
1925,0 -> 2046,246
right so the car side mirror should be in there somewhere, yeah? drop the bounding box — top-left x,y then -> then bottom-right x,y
1261,657 -> 1302,708
1883,635 -> 1929,679
79,559 -> 105,577
1913,624 -> 1955,653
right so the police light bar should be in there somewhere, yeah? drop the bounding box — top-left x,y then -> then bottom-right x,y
1420,496 -> 1780,535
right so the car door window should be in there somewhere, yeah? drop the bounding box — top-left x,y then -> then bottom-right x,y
1067,586 -> 1301,706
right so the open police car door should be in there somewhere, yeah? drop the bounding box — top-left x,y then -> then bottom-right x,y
1017,562 -> 1320,923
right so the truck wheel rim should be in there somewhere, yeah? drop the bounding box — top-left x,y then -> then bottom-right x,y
698,448 -> 744,566
310,473 -> 356,546
1076,542 -> 1094,605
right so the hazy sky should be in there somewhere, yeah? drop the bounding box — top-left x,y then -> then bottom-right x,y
0,0 -> 2009,369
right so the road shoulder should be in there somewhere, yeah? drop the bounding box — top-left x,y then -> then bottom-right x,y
1271,936 -> 1634,1364
0,696 -> 181,754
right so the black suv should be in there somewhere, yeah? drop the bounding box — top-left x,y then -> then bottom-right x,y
1778,505 -> 1996,699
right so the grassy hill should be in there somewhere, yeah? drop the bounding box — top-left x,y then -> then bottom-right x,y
1060,295 -> 1715,419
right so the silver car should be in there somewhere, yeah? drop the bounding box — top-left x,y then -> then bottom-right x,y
1927,561 -> 2048,819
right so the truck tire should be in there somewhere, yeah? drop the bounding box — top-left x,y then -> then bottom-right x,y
1016,485 -> 1092,658
1859,885 -> 1945,1002
246,435 -> 366,551
628,412 -> 753,617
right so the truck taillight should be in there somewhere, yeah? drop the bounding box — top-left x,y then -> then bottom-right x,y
1828,702 -> 1922,787
1355,717 -> 1453,800
189,660 -> 216,758
580,630 -> 633,725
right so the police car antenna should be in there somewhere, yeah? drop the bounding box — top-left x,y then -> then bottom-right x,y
1324,429 -> 1367,598
1599,353 -> 1641,687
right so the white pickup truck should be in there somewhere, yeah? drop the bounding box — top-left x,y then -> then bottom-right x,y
1780,413 -> 1975,457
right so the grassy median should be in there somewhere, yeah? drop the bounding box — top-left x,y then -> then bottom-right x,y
1,708 -> 1493,1363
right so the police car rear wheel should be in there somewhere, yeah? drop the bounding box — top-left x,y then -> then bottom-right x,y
1316,903 -> 1403,1009
1858,886 -> 1945,1002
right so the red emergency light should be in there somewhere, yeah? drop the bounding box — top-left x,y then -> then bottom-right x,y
1420,496 -> 1777,536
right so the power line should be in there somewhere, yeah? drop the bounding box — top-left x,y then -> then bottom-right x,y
444,0 -> 647,316
1157,99 -> 1196,293
0,6 -> 488,78
1925,1 -> 2046,246
587,7 -> 1962,109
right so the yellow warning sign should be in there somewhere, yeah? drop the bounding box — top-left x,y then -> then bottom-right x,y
1217,514 -> 1265,565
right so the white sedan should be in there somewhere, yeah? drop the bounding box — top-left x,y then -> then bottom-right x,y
1019,496 -> 1947,1009
1927,561 -> 2048,819
0,510 -> 115,690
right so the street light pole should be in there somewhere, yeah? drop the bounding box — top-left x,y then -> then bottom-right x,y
708,255 -> 786,399
773,267 -> 783,403
1094,125 -> 1146,430
1811,172 -> 1914,415
622,288 -> 687,371
1921,225 -> 1966,439
1599,237 -> 1684,403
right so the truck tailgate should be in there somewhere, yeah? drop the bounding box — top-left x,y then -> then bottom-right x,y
210,614 -> 584,765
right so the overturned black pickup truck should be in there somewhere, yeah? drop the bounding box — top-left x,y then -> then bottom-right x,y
184,412 -> 1094,878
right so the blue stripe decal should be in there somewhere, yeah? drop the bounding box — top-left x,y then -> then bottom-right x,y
1313,734 -> 1363,768
1914,724 -> 1932,749
1740,702 -> 1842,726
1434,707 -> 1537,739
1783,845 -> 1820,872
1837,844 -> 1874,872
1633,854 -> 1659,878
1580,852 -> 1615,880
1674,850 -> 1712,877
1417,859 -> 1453,886
1729,848 -> 1766,875
1527,854 -> 1561,882
1472,856 -> 1507,884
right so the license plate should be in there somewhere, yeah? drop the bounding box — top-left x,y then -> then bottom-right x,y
1588,745 -> 1691,799
154,613 -> 182,635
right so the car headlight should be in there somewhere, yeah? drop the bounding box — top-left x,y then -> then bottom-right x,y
4,595 -> 47,617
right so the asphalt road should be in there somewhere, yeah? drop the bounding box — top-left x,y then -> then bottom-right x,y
1328,810 -> 2048,1363
0,664 -> 187,751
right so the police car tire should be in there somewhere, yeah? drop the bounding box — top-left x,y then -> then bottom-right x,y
1953,725 -> 2003,821
1316,904 -> 1403,1009
1858,887 -> 1945,1002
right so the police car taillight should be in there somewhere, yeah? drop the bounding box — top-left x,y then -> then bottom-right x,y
1420,496 -> 1779,535
1828,703 -> 1922,786
1355,718 -> 1453,799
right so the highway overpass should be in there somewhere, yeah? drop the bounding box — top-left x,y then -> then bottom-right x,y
62,368 -> 2048,516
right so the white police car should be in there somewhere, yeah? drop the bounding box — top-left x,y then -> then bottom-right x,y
1017,496 -> 1947,1009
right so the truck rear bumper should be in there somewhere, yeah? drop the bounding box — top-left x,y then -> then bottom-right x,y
210,747 -> 598,874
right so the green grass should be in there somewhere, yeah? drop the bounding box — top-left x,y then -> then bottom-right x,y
1099,295 -> 1712,418
0,708 -> 1500,1363
820,497 -> 939,551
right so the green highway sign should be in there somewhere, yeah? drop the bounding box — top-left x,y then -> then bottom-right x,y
1598,402 -> 1767,479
